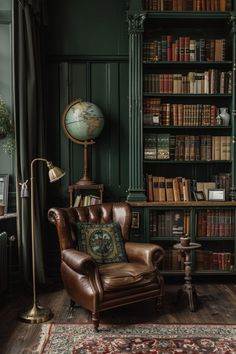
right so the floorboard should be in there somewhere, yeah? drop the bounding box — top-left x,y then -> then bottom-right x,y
0,282 -> 236,353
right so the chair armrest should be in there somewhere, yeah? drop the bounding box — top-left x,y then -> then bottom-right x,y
125,242 -> 165,266
62,248 -> 98,276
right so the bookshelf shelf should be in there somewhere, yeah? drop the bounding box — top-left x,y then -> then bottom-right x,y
129,201 -> 236,207
195,237 -> 234,241
143,160 -> 232,164
144,125 -> 232,130
127,1 -> 236,276
146,12 -> 232,20
143,93 -> 232,97
144,61 -> 233,66
194,270 -> 235,275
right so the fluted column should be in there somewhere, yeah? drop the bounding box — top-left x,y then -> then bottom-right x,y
126,12 -> 146,201
230,14 -> 236,200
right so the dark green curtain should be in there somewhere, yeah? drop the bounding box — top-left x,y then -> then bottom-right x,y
13,0 -> 47,284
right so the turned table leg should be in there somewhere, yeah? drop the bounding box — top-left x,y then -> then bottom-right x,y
174,242 -> 201,312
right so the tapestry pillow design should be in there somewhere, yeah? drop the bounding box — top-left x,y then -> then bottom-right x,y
76,222 -> 128,264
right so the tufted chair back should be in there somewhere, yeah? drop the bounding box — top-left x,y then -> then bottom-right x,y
49,202 -> 131,252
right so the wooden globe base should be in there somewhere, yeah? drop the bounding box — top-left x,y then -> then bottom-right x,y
75,142 -> 96,186
76,176 -> 96,186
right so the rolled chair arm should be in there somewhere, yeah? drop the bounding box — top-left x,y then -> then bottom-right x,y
62,248 -> 98,276
125,242 -> 165,267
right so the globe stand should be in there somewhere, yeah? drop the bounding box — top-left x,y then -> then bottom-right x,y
76,141 -> 96,186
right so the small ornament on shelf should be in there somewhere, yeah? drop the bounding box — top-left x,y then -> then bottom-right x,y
216,107 -> 230,126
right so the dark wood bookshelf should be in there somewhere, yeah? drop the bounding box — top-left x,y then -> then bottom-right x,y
127,2 -> 236,276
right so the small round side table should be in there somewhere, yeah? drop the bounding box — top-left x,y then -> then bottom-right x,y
173,242 -> 202,312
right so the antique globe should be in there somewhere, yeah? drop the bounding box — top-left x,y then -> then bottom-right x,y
62,98 -> 104,185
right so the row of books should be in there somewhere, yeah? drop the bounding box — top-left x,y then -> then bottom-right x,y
197,209 -> 235,237
146,175 -> 231,202
144,71 -> 232,94
195,250 -> 233,271
149,210 -> 190,237
144,99 -> 226,126
144,0 -> 232,11
149,209 -> 234,237
146,175 -> 192,202
143,37 -> 226,62
73,194 -> 101,207
144,134 -> 231,161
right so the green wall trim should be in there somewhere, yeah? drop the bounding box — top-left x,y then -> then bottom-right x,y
48,55 -> 128,63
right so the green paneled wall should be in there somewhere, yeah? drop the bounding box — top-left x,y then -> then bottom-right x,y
47,0 -> 128,56
46,0 -> 129,205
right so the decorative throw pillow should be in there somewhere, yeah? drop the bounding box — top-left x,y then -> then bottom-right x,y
76,222 -> 128,264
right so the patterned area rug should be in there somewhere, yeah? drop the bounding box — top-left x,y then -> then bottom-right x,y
39,323 -> 236,354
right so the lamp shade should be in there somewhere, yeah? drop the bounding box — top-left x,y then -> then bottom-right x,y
47,162 -> 65,182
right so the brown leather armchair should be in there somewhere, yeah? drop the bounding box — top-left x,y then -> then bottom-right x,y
48,202 -> 165,330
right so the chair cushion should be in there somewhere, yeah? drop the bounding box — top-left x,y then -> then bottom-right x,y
76,222 -> 128,264
99,262 -> 157,291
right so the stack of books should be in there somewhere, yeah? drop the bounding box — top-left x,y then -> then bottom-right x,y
74,194 -> 101,207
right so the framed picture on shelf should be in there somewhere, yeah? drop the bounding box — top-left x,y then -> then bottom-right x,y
131,211 -> 140,229
193,191 -> 205,201
208,189 -> 225,201
0,174 -> 9,213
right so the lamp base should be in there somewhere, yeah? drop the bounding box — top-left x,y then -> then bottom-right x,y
18,304 -> 53,324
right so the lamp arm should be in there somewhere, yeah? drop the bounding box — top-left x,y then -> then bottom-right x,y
30,158 -> 48,307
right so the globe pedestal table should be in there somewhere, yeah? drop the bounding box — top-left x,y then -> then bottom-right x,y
173,242 -> 202,311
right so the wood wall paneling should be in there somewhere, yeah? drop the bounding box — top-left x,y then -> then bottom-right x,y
46,0 -> 128,56
47,58 -> 128,205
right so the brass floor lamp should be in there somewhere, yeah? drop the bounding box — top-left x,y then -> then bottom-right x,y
18,158 -> 65,323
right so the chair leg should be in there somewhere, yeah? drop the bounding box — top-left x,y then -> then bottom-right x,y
156,295 -> 163,310
92,312 -> 100,332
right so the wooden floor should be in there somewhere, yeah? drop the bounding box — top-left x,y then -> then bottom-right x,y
1,282 -> 236,353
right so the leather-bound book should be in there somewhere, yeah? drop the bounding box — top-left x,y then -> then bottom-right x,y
165,178 -> 174,201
